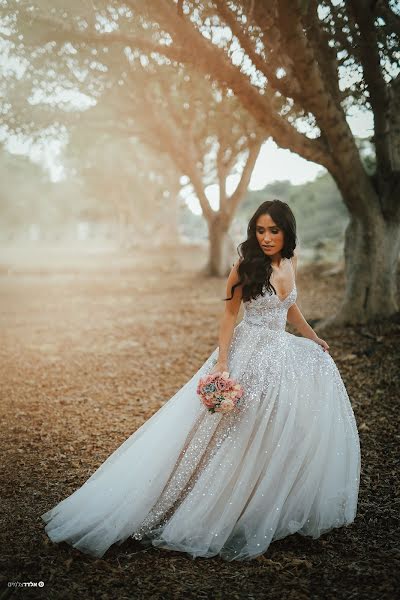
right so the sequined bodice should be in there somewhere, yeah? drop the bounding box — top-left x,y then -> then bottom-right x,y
242,283 -> 297,331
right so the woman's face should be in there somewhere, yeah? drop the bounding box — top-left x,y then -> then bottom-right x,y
255,213 -> 285,258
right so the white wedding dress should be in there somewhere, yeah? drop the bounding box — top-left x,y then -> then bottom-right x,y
41,259 -> 361,561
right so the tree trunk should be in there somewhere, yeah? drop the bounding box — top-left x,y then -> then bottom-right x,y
205,214 -> 236,277
316,206 -> 400,331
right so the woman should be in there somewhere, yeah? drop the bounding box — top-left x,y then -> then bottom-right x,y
41,199 -> 361,561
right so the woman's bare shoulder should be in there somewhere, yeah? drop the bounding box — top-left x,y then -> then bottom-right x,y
226,257 -> 243,291
291,250 -> 298,276
232,257 -> 243,272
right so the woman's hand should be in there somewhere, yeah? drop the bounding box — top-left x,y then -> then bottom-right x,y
312,336 -> 330,353
210,361 -> 230,376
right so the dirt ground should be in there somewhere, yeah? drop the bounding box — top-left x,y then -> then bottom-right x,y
0,243 -> 399,600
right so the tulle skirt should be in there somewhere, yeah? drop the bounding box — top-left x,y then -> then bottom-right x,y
41,321 -> 361,561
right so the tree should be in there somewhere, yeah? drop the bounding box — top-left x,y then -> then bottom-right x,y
1,2 -> 262,272
66,123 -> 181,249
4,1 -> 399,323
122,64 -> 262,275
133,0 -> 399,325
0,1 -> 181,248
122,0 -> 399,325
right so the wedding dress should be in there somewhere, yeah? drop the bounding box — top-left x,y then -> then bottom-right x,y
41,258 -> 361,561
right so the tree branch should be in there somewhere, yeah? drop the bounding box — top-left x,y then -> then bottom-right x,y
21,11 -> 185,64
217,141 -> 241,214
177,0 -> 184,18
144,1 -> 334,170
226,140 -> 262,219
375,0 -> 400,38
348,0 -> 392,178
274,0 -> 372,197
214,1 -> 300,101
303,0 -> 342,107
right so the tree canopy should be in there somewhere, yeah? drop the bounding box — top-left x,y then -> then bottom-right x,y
1,1 -> 399,323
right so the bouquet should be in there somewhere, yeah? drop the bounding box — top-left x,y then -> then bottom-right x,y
197,370 -> 244,413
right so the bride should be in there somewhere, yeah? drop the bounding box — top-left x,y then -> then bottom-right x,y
41,199 -> 361,561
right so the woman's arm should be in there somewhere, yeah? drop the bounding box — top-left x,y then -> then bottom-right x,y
286,303 -> 318,341
287,252 -> 330,352
287,303 -> 330,352
212,260 -> 243,372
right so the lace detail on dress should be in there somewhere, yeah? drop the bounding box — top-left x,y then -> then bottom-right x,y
242,285 -> 296,329
242,258 -> 296,330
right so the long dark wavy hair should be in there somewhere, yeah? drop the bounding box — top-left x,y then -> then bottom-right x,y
224,199 -> 297,303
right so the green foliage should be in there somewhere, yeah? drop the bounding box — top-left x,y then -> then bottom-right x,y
179,171 -> 350,249
237,172 -> 350,247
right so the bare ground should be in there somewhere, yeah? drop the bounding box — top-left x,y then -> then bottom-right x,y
0,244 -> 399,600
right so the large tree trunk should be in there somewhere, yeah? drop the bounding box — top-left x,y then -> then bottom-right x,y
317,205 -> 400,330
310,96 -> 400,329
205,214 -> 236,277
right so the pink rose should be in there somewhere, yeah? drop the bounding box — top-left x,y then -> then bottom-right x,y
203,397 -> 215,409
215,378 -> 229,392
216,399 -> 235,413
